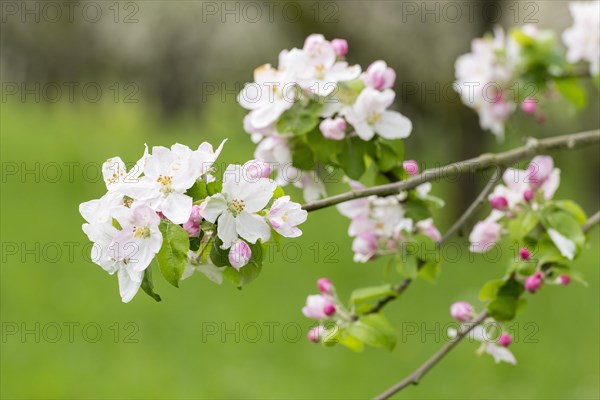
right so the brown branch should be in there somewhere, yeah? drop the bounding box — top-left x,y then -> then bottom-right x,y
373,311 -> 489,400
303,130 -> 600,213
583,211 -> 600,233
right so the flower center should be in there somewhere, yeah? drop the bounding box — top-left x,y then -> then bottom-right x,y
228,198 -> 246,215
156,175 -> 174,195
368,113 -> 382,125
133,226 -> 151,239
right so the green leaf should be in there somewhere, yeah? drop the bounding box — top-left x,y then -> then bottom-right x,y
418,261 -> 440,282
396,253 -> 418,279
209,237 -> 230,267
290,140 -> 315,170
403,199 -> 432,222
350,284 -> 396,306
486,278 -> 524,321
347,314 -> 396,351
140,266 -> 162,302
508,211 -> 539,241
413,233 -> 439,264
338,332 -> 364,352
222,262 -> 262,288
542,210 -> 585,252
479,279 -> 505,301
375,139 -> 404,172
186,181 -> 208,201
337,137 -> 367,179
555,77 -> 587,109
276,99 -> 323,136
157,221 -> 190,288
206,180 -> 222,196
553,200 -> 587,225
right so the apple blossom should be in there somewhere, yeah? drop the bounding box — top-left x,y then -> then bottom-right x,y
562,1 -> 600,75
450,301 -> 474,322
319,117 -> 346,140
416,218 -> 442,242
448,325 -> 517,365
122,141 -> 225,224
267,195 -> 308,238
102,145 -> 148,192
200,164 -> 276,249
228,240 -> 252,270
243,159 -> 273,180
352,231 -> 378,262
362,60 -> 396,90
345,87 -> 412,141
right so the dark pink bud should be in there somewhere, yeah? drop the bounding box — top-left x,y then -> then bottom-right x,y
519,247 -> 531,261
403,160 -> 419,176
331,38 -> 348,57
559,275 -> 571,285
524,275 -> 542,293
450,301 -> 474,322
521,98 -> 537,115
489,195 -> 509,210
317,278 -> 334,294
498,333 -> 512,347
523,188 -> 534,202
323,303 -> 336,316
307,326 -> 325,343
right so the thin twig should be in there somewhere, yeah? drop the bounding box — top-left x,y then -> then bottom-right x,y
303,130 -> 600,212
359,168 -> 505,317
373,311 -> 489,400
373,211 -> 600,399
583,211 -> 600,233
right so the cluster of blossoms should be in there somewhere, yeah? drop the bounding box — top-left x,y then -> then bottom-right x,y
455,3 -> 600,139
449,302 -> 516,365
302,278 -> 348,344
337,161 -> 442,263
238,34 -> 412,201
80,142 -> 307,302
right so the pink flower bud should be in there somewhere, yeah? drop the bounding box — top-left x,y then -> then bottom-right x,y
243,159 -> 272,180
307,326 -> 326,343
519,247 -> 531,261
498,333 -> 512,347
362,60 -> 396,90
403,160 -> 419,176
524,274 -> 542,293
317,278 -> 334,294
559,275 -> 571,285
450,301 -> 474,322
331,38 -> 348,57
523,188 -> 534,202
323,303 -> 336,316
489,195 -> 509,210
228,240 -> 252,270
521,98 -> 537,114
319,118 -> 346,140
183,205 -> 203,237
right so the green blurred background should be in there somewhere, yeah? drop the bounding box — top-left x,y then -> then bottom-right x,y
1,1 -> 599,399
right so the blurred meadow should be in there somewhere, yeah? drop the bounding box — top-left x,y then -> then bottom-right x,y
1,1 -> 599,399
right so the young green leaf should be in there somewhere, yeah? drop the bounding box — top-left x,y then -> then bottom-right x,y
141,266 -> 162,302
347,314 -> 397,351
157,221 -> 190,288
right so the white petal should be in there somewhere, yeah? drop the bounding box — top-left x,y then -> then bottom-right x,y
118,267 -> 143,303
161,193 -> 193,224
200,194 -> 228,223
376,111 -> 412,139
217,211 -> 238,249
236,212 -> 271,244
548,228 -> 575,260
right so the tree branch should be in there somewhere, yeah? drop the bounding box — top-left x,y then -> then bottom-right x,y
373,311 -> 489,400
303,130 -> 600,212
372,210 -> 600,400
358,168 -> 505,317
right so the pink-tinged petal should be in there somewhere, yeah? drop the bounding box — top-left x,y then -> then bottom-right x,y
540,169 -> 560,200
228,240 -> 252,270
